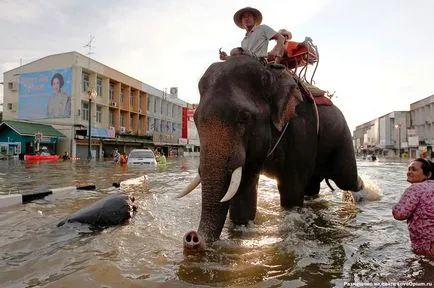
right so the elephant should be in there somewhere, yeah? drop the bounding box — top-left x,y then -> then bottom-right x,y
179,55 -> 364,253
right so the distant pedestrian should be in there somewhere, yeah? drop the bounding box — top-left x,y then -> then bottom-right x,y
62,151 -> 70,160
120,153 -> 128,165
392,158 -> 434,256
155,151 -> 167,165
113,148 -> 120,164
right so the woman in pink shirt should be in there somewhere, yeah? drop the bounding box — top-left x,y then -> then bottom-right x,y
392,158 -> 434,256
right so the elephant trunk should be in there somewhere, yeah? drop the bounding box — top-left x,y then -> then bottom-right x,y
183,169 -> 231,253
183,120 -> 244,254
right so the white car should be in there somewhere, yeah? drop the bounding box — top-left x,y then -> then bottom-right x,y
127,149 -> 157,167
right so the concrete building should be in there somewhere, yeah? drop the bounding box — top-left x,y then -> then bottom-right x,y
2,51 -> 189,159
353,119 -> 378,155
354,111 -> 410,158
409,94 -> 434,158
353,94 -> 434,159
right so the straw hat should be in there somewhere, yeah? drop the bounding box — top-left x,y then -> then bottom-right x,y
278,29 -> 292,40
233,7 -> 263,29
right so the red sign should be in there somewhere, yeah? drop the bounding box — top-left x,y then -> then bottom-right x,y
187,108 -> 196,121
182,104 -> 199,138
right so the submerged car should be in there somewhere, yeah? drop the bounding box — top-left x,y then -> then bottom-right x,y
127,149 -> 157,167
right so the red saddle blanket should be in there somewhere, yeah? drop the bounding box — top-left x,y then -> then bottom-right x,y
313,95 -> 333,106
301,82 -> 333,106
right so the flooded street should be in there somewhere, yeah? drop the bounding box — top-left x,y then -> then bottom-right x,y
0,157 -> 433,287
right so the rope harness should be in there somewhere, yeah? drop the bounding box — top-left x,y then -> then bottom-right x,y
266,77 -> 320,158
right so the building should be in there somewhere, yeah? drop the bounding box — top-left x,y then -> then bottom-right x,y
2,51 -> 190,159
353,119 -> 378,155
409,94 -> 434,158
353,94 -> 434,159
0,120 -> 64,157
354,111 -> 410,158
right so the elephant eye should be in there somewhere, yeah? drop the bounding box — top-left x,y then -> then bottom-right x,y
237,111 -> 251,125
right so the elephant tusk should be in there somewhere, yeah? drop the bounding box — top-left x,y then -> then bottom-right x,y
220,167 -> 242,202
177,175 -> 201,198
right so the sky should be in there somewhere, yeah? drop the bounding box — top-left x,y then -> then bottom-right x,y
1,0 -> 433,132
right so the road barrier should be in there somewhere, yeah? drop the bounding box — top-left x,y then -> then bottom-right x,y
0,184 -> 96,209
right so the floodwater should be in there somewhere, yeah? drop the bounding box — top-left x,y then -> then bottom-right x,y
0,157 -> 432,287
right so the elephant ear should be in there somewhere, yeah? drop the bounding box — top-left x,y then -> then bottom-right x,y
267,65 -> 303,132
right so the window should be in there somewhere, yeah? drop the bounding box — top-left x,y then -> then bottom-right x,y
96,105 -> 102,123
154,97 -> 157,113
147,117 -> 153,132
154,118 -> 159,132
7,82 -> 13,89
161,100 -> 164,114
82,72 -> 89,92
120,112 -> 125,126
130,114 -> 134,129
130,90 -> 134,106
7,103 -> 12,110
120,88 -> 125,104
148,96 -> 151,112
109,110 -> 114,126
109,83 -> 114,101
82,102 -> 89,121
97,77 -> 102,97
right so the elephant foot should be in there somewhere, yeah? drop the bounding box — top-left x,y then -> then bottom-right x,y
357,176 -> 364,191
183,231 -> 206,255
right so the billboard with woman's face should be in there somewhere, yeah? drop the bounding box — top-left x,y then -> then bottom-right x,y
18,67 -> 72,120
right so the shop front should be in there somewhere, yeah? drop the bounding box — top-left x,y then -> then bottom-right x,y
0,120 -> 64,158
152,131 -> 182,157
73,126 -> 116,160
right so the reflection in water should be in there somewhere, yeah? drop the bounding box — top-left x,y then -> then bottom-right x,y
0,158 -> 433,287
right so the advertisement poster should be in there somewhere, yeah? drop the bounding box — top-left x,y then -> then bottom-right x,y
18,67 -> 72,120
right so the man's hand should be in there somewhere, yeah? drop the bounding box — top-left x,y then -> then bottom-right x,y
274,55 -> 282,64
219,48 -> 228,60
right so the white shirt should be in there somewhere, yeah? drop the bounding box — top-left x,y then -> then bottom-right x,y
241,24 -> 277,58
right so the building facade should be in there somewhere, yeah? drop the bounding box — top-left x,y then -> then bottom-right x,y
353,94 -> 434,159
2,51 -> 190,159
409,95 -> 434,158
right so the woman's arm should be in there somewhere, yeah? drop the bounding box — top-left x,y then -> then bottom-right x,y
392,185 -> 421,220
269,33 -> 285,64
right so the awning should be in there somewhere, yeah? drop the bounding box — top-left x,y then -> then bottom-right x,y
0,120 -> 65,137
102,136 -> 153,145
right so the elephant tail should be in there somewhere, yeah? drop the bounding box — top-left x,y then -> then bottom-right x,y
325,178 -> 335,191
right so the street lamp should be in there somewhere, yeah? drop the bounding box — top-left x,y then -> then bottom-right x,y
395,124 -> 401,158
88,88 -> 97,160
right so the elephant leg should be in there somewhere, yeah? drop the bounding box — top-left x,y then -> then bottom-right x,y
304,175 -> 322,197
229,171 -> 260,225
329,147 -> 363,192
277,173 -> 305,207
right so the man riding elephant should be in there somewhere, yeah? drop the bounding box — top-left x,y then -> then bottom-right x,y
219,7 -> 285,64
179,55 -> 364,253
